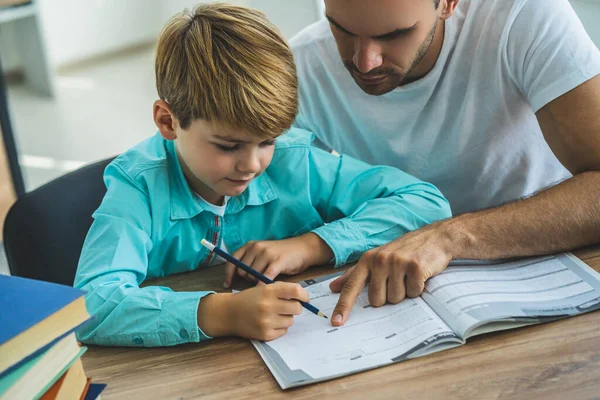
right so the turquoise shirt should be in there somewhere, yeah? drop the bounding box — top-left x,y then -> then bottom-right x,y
74,128 -> 451,347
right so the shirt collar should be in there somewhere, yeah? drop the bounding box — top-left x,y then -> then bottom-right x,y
165,139 -> 277,220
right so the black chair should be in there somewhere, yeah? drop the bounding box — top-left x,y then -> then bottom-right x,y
4,156 -> 115,286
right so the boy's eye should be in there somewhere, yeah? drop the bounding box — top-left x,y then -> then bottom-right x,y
214,139 -> 274,152
215,143 -> 239,152
261,139 -> 276,147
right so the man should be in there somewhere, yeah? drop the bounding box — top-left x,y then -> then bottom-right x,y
290,0 -> 600,326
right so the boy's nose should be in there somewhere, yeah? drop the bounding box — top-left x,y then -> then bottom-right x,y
236,153 -> 261,174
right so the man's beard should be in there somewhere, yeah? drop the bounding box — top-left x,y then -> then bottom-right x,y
344,18 -> 439,96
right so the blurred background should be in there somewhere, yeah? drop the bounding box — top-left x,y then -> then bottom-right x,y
0,0 -> 324,192
0,0 -> 597,275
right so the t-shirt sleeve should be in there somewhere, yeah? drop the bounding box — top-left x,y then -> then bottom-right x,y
505,0 -> 600,112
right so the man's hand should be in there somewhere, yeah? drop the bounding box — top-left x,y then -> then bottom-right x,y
329,222 -> 454,326
328,76 -> 600,327
223,233 -> 334,288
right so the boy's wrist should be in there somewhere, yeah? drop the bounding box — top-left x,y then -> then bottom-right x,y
301,233 -> 334,267
197,293 -> 235,337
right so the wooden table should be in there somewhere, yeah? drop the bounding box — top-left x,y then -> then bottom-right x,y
82,247 -> 600,399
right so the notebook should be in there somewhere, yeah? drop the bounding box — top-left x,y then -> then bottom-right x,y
251,253 -> 600,388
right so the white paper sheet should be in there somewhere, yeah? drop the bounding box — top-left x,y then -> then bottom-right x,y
257,277 -> 458,383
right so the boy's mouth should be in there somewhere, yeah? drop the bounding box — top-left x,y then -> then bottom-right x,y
226,177 -> 253,185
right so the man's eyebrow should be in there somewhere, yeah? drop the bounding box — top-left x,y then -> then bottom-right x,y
373,24 -> 417,40
326,15 -> 356,36
326,14 -> 417,40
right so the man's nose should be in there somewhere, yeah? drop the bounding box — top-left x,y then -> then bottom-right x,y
353,38 -> 383,74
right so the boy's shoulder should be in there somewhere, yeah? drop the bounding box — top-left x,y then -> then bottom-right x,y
274,127 -> 315,150
268,128 -> 327,175
109,133 -> 169,183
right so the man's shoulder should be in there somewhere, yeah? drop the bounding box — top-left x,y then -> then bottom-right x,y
290,19 -> 339,73
290,19 -> 332,52
450,0 -> 577,69
459,0 -> 572,28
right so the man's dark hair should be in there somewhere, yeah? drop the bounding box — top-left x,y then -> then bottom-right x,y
434,0 -> 440,9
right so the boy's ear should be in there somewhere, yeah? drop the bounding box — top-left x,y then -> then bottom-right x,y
153,99 -> 178,140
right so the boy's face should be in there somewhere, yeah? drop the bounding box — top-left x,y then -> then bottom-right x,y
174,119 -> 277,205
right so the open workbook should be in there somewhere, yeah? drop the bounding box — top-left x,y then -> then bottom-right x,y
250,253 -> 600,389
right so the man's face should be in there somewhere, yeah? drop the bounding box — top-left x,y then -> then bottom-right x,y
325,0 -> 441,95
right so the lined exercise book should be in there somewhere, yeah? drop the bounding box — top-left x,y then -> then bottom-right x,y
251,253 -> 600,388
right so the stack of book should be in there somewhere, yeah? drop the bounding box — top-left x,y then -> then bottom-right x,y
0,275 -> 106,399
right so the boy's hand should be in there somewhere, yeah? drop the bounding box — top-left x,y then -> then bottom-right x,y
223,233 -> 334,288
198,282 -> 309,341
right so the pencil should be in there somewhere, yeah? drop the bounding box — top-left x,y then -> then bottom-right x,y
200,239 -> 328,319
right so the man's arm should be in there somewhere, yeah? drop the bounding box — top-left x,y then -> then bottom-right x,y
329,75 -> 600,326
442,75 -> 600,258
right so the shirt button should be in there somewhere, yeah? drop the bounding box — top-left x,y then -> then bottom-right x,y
133,336 -> 143,346
179,329 -> 189,339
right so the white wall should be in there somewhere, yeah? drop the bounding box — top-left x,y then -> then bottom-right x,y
0,20 -> 22,71
1,0 -> 165,71
1,0 -> 598,74
160,0 -> 248,21
37,0 -> 163,67
570,0 -> 600,48
0,0 -> 320,72
161,0 -> 322,40
248,0 -> 321,39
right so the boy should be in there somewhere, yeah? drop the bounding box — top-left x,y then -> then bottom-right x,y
74,4 -> 451,347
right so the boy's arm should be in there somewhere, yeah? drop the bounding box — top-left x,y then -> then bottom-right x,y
74,163 -> 214,347
307,146 -> 452,267
222,134 -> 451,286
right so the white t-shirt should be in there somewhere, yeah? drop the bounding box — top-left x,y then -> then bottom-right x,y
195,193 -> 229,265
291,0 -> 600,215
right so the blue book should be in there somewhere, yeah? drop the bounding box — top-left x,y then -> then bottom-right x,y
84,383 -> 107,400
0,275 -> 91,378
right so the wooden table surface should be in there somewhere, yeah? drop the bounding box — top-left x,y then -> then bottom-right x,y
81,247 -> 600,400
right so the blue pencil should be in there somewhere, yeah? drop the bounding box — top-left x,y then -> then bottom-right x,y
200,239 -> 327,319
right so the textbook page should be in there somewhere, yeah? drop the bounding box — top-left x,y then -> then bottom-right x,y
250,273 -> 462,389
421,253 -> 600,339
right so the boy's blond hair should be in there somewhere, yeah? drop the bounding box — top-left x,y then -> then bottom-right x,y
155,3 -> 298,138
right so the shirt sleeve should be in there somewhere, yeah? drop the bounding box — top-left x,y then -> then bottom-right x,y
307,145 -> 452,267
73,162 -> 214,347
293,115 -> 331,151
505,0 -> 600,112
